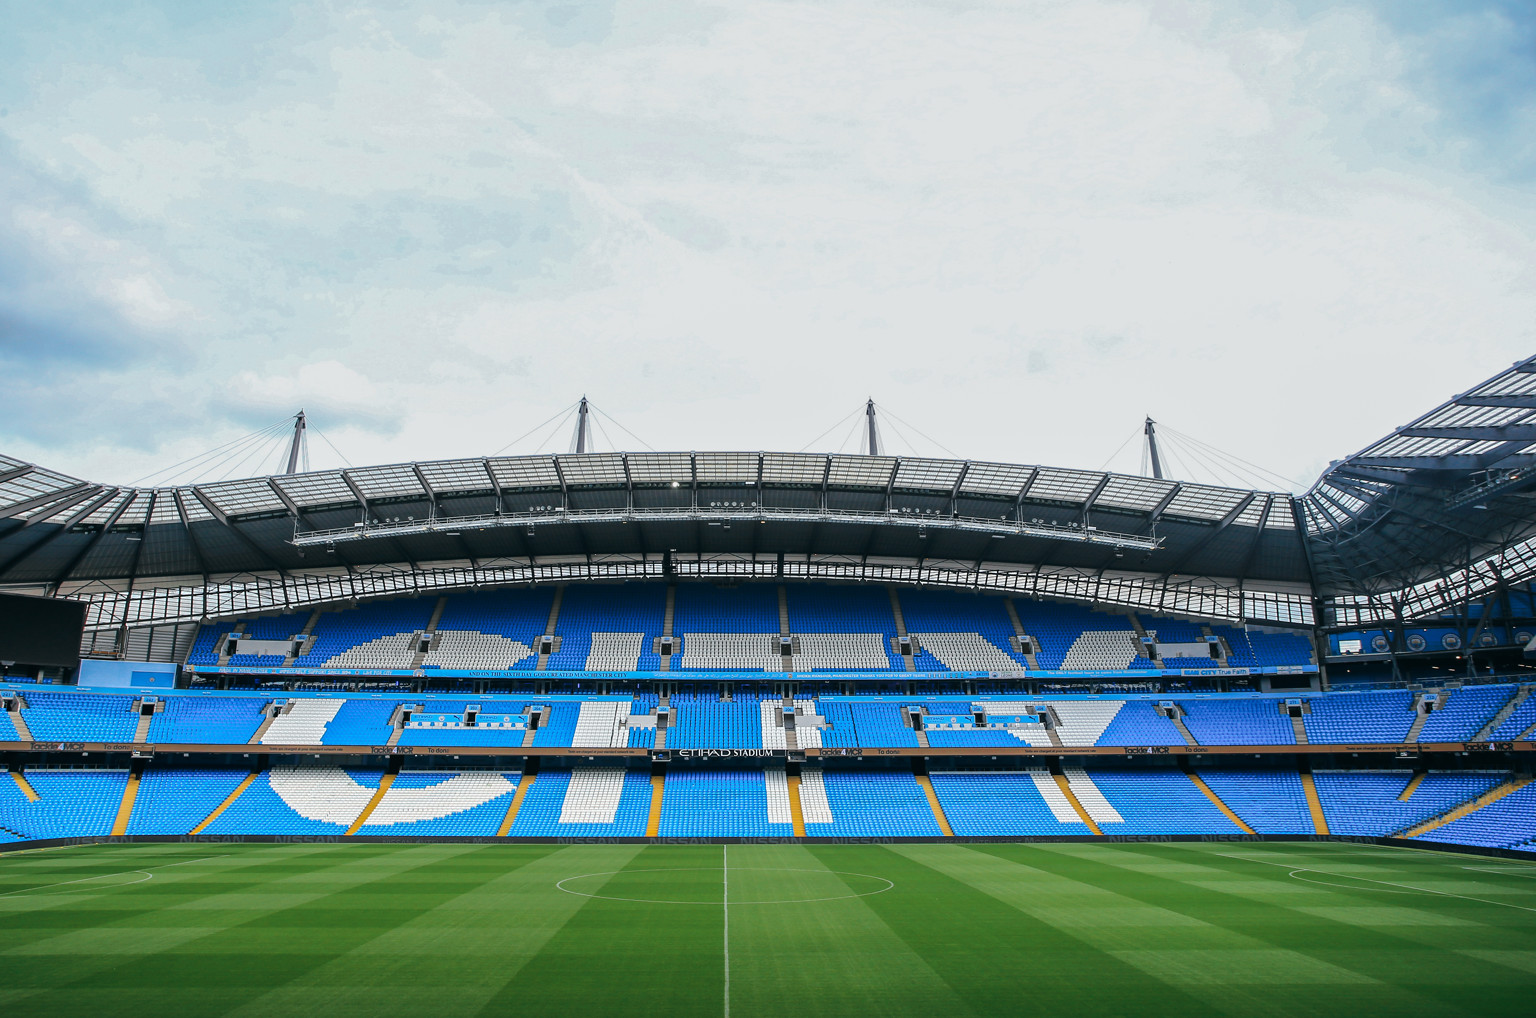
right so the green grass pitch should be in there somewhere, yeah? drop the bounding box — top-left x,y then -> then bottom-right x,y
1,841 -> 1534,1017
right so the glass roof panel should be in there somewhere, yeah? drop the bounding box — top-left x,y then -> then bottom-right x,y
556,453 -> 627,486
695,452 -> 759,483
148,490 -> 182,524
114,491 -> 151,526
0,467 -> 79,509
1026,468 -> 1103,504
488,456 -> 561,489
81,490 -> 133,524
348,464 -> 426,500
627,453 -> 693,484
828,455 -> 897,488
1231,495 -> 1268,529
957,461 -> 1031,497
198,478 -> 286,516
762,453 -> 828,485
1093,474 -> 1175,511
1163,484 -> 1247,521
177,490 -> 215,522
418,459 -> 494,493
893,458 -> 963,491
272,471 -> 356,507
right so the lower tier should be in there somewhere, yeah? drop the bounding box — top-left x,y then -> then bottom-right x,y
2,763 -> 1532,853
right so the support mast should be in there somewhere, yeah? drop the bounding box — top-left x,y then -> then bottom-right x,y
285,410 -> 307,475
571,397 -> 592,454
1144,416 -> 1164,480
864,399 -> 882,456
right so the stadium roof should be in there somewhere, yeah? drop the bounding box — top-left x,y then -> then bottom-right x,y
3,357 -> 1534,631
1305,356 -> 1536,623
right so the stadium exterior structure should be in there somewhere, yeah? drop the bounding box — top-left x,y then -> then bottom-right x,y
2,358 -> 1536,655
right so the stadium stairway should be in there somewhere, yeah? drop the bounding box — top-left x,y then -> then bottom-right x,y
1290,713 -> 1309,744
6,699 -> 31,741
132,711 -> 153,744
1051,771 -> 1101,835
1401,775 -> 1534,838
1399,771 -> 1427,801
913,770 -> 954,837
280,609 -> 323,667
497,771 -> 537,836
188,771 -> 259,834
1182,769 -> 1256,834
408,597 -> 449,669
1169,711 -> 1199,747
10,769 -> 38,801
110,767 -> 142,836
1299,770 -> 1330,834
344,772 -> 398,835
786,771 -> 807,837
888,587 -> 916,672
535,586 -> 565,670
1404,706 -> 1431,744
645,771 -> 665,837
1474,686 -> 1532,741
248,704 -> 278,744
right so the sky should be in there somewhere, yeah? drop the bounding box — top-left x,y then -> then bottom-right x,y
2,0 -> 1535,492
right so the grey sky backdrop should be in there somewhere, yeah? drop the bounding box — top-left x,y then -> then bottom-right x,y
2,0 -> 1535,491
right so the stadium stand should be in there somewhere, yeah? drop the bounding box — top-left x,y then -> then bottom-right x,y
147,696 -> 266,744
356,771 -> 520,836
126,768 -> 253,834
657,766 -> 793,837
184,584 -> 1319,674
1303,690 -> 1416,744
808,768 -> 943,837
1311,770 -> 1505,836
0,769 -> 128,840
200,768 -> 384,835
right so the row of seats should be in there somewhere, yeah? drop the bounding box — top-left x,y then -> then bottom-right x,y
185,583 -> 1317,672
14,686 -> 1532,747
0,765 -> 1529,849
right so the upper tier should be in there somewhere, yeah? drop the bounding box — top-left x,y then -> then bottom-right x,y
181,582 -> 1315,677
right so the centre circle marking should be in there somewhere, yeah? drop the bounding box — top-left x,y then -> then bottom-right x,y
555,867 -> 895,904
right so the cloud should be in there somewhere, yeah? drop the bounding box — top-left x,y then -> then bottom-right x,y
0,1 -> 1533,491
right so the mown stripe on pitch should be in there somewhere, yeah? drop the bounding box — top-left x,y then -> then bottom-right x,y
0,843 -> 520,1016
814,843 -> 1208,1018
219,844 -> 638,1018
727,843 -> 977,1018
976,842 -> 1525,1017
472,844 -> 726,1018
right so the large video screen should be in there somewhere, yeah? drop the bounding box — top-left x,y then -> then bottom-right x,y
0,593 -> 86,669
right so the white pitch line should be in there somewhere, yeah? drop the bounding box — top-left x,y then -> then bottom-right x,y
0,854 -> 231,899
1287,868 -> 1536,914
723,844 -> 730,1018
